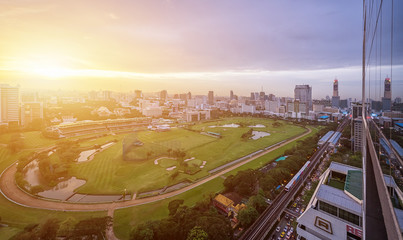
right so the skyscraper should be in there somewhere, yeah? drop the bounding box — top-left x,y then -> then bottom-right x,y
294,85 -> 312,110
208,91 -> 214,105
332,79 -> 340,108
230,90 -> 234,100
0,84 -> 20,125
134,90 -> 142,99
259,91 -> 265,101
382,77 -> 392,111
384,77 -> 391,99
160,90 -> 167,100
20,102 -> 43,127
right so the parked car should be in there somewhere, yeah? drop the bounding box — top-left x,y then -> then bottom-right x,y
280,231 -> 285,238
276,226 -> 280,232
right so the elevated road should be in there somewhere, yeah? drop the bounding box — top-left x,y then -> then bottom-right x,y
240,118 -> 349,240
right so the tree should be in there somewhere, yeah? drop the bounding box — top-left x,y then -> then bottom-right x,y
58,217 -> 78,237
238,207 -> 259,227
248,195 -> 268,213
130,223 -> 154,240
71,216 -> 112,239
8,133 -> 24,153
38,218 -> 59,240
187,226 -> 208,240
168,199 -> 185,216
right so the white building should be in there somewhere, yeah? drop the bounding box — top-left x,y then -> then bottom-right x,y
185,110 -> 211,122
265,100 -> 280,113
20,102 -> 43,127
297,162 -> 403,240
294,85 -> 312,110
142,107 -> 163,117
241,104 -> 256,114
0,84 -> 20,124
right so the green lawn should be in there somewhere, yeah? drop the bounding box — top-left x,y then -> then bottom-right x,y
224,125 -> 321,175
0,131 -> 55,149
0,132 -> 121,239
70,118 -> 305,195
113,177 -> 225,240
113,125 -> 321,240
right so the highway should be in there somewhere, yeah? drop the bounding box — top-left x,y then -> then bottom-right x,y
240,118 -> 349,240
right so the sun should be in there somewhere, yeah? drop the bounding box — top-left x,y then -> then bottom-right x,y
26,56 -> 72,78
4,54 -> 74,78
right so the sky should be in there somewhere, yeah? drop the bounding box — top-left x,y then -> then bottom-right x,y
0,0 -> 402,99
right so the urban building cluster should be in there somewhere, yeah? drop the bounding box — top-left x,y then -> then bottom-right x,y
1,78 -> 402,137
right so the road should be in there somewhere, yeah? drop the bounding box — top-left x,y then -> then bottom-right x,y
0,127 -> 312,212
240,118 -> 349,240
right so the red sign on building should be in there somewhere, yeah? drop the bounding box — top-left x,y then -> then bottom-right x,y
346,225 -> 362,238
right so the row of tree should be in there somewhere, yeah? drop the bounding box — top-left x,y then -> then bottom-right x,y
13,216 -> 112,240
131,197 -> 233,240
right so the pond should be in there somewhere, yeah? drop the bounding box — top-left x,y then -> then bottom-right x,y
248,124 -> 266,128
76,142 -> 116,162
250,131 -> 271,140
24,160 -> 41,186
37,177 -> 86,200
209,123 -> 240,128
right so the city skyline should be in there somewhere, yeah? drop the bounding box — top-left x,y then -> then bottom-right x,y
1,1 -> 402,99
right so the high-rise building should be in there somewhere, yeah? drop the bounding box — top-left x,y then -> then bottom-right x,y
187,92 -> 192,100
259,91 -> 265,101
333,79 -> 339,97
208,91 -> 214,105
351,103 -> 363,153
230,90 -> 234,100
0,84 -> 20,125
20,102 -> 43,127
384,77 -> 391,99
250,92 -> 255,100
134,90 -> 142,99
332,79 -> 340,108
160,90 -> 167,100
382,77 -> 392,111
294,85 -> 312,110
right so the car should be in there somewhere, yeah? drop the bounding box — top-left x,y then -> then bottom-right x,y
280,231 -> 285,238
287,222 -> 290,226
300,208 -> 305,214
290,227 -> 294,233
286,231 -> 292,239
293,202 -> 297,207
284,226 -> 288,232
276,226 -> 280,232
277,237 -> 281,240
285,214 -> 289,219
296,207 -> 300,213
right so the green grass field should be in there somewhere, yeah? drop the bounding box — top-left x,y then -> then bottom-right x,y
70,118 -> 305,195
0,141 -> 106,239
112,125 -> 321,240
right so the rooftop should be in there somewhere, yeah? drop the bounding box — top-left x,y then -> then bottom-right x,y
329,162 -> 360,175
344,170 -> 363,201
316,184 -> 362,215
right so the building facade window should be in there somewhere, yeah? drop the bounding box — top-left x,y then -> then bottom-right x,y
339,208 -> 360,226
319,201 -> 338,216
